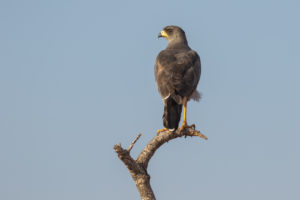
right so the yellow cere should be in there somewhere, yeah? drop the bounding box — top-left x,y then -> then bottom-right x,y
161,30 -> 168,38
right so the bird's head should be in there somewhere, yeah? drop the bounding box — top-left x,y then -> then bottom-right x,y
158,25 -> 187,43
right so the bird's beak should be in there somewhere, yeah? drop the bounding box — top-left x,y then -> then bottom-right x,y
158,30 -> 168,38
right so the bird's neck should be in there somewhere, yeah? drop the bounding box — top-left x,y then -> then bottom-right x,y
166,38 -> 189,50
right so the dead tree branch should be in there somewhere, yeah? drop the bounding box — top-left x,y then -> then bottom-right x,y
114,127 -> 207,200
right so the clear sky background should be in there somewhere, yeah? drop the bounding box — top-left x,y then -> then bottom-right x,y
1,0 -> 300,199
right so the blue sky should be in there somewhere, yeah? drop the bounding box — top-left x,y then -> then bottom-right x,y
1,0 -> 300,199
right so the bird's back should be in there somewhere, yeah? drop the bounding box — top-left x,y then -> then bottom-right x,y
155,48 -> 201,100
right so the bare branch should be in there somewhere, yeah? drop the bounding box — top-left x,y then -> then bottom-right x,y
114,128 -> 207,200
128,133 -> 142,152
136,128 -> 207,169
113,144 -> 145,175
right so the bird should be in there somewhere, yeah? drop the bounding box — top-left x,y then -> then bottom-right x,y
155,25 -> 201,134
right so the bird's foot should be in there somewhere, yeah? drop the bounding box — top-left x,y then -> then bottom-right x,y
156,128 -> 168,135
179,122 -> 195,131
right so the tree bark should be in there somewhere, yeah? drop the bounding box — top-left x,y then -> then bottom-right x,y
114,128 -> 207,200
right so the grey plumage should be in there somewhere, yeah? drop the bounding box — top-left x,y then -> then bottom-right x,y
155,26 -> 201,130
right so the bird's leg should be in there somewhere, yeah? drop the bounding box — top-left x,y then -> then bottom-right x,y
179,98 -> 195,130
156,128 -> 168,135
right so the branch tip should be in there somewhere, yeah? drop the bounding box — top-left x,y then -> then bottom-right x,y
127,133 -> 142,152
195,131 -> 208,140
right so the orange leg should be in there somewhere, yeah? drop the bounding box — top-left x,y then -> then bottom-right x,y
157,128 -> 168,134
179,98 -> 195,130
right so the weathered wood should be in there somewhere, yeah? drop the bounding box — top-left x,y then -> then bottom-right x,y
114,128 -> 207,200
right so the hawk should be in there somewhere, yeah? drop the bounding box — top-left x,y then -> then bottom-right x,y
155,26 -> 201,133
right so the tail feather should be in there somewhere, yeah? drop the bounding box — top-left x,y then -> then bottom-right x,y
163,97 -> 183,130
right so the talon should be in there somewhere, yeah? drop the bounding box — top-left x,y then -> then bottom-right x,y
179,123 -> 195,131
179,124 -> 185,131
157,128 -> 168,134
191,124 -> 196,129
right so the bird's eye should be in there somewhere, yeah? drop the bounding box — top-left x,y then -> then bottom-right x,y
166,29 -> 173,33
